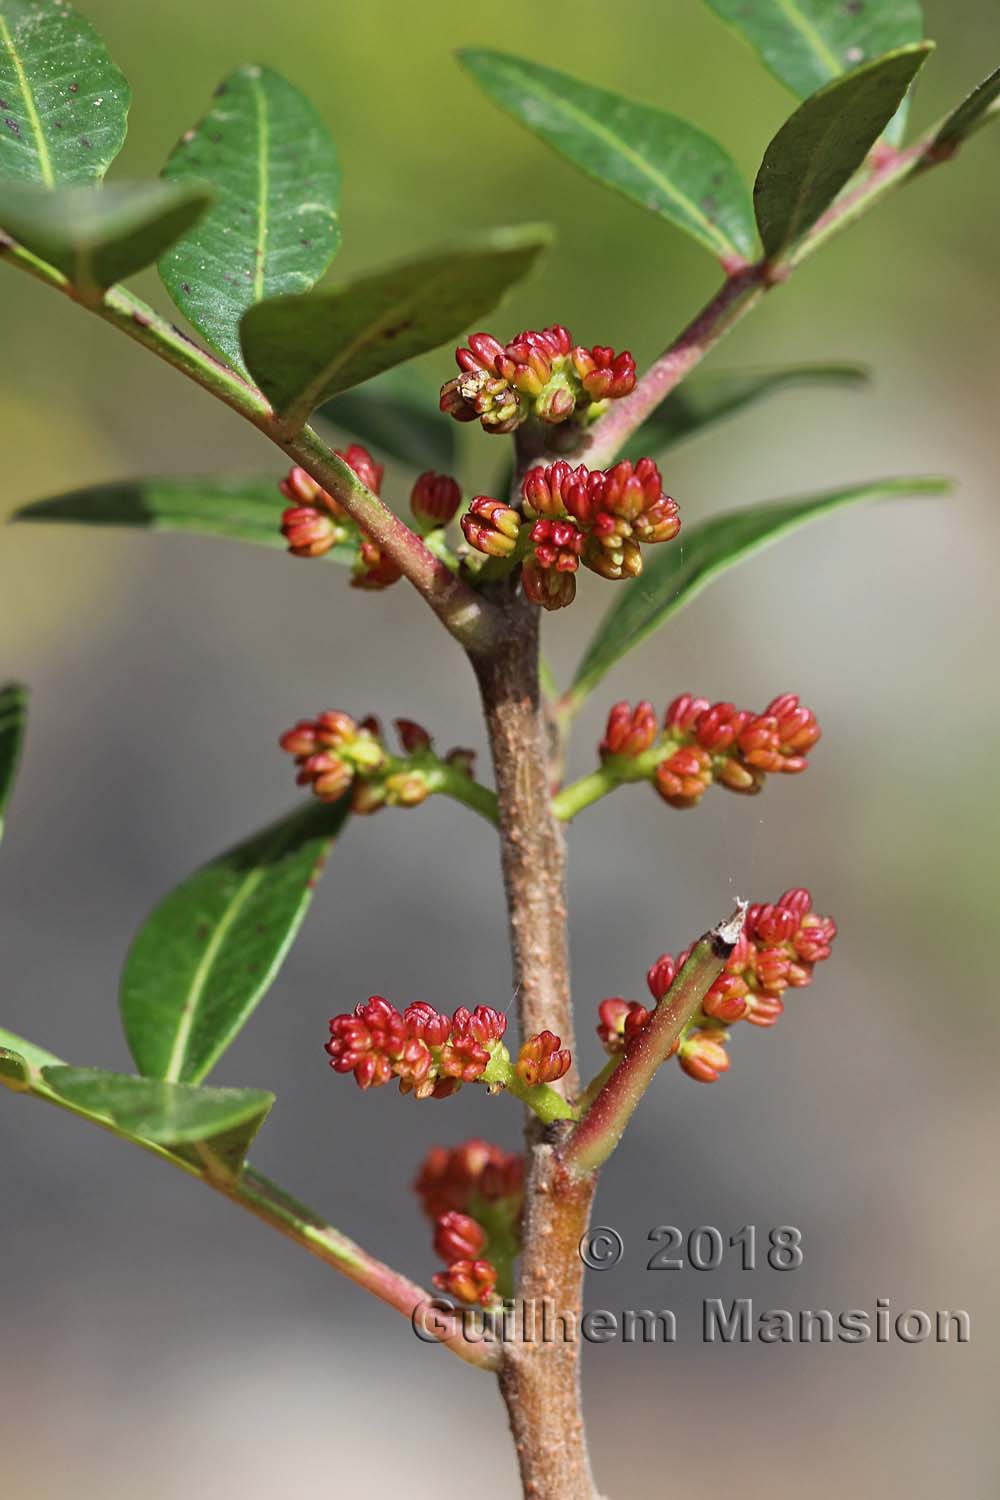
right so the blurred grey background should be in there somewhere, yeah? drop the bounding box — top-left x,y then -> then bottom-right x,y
1,1 -> 997,1495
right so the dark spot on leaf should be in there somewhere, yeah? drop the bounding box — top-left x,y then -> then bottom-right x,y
214,82 -> 228,97
845,1 -> 864,11
53,120 -> 63,128
181,282 -> 192,293
701,194 -> 719,215
382,321 -> 413,340
0,100 -> 7,110
68,83 -> 78,93
300,238 -> 311,247
210,132 -> 222,143
79,136 -> 92,149
196,922 -> 210,941
255,922 -> 265,934
4,117 -> 20,135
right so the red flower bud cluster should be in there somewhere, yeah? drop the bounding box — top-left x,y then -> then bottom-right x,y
600,700 -> 659,759
597,889 -> 836,1080
280,712 -> 476,815
414,1140 -> 523,1221
410,470 -> 462,529
460,496 -> 521,558
279,466 -> 349,558
515,1030 -> 572,1086
595,693 -> 821,808
433,1258 -> 498,1306
440,325 -> 635,435
415,1140 -> 523,1310
521,458 -> 679,601
596,997 -> 652,1054
326,996 -> 507,1097
278,446 -> 404,592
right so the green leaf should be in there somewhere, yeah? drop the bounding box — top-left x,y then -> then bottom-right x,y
0,681 -> 27,846
0,0 -> 131,185
317,368 -> 456,472
702,0 -> 924,146
928,65 -> 1000,155
0,180 -> 211,303
754,44 -> 933,260
570,475 -> 950,703
121,798 -> 351,1086
240,224 -> 551,434
457,50 -> 755,263
11,476 -> 362,566
40,1066 -> 273,1177
159,65 -> 341,374
636,361 -> 868,452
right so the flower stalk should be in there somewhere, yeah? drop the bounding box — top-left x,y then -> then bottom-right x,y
561,902 -> 747,1179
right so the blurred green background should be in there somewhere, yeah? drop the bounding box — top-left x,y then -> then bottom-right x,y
1,2 -> 998,1497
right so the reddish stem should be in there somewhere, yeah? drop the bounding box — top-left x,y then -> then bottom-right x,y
562,903 -> 746,1179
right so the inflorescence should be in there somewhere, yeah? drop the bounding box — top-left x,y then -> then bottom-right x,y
279,711 -> 476,814
597,888 -> 837,1082
414,1140 -> 523,1307
325,996 -> 571,1101
598,693 -> 821,807
440,325 -> 635,435
278,443 -> 462,587
461,457 -> 681,610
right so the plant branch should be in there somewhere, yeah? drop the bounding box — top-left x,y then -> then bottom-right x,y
0,233 -> 496,652
580,134 -> 951,471
561,901 -> 746,1179
2,1069 -> 495,1371
470,584 -> 600,1497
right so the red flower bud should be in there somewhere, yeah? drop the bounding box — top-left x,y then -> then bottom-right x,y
596,998 -> 651,1054
334,443 -> 383,496
737,695 -> 820,773
571,344 -> 637,401
646,953 -> 677,1002
654,745 -> 712,808
601,700 -> 658,760
521,557 -> 576,610
664,695 -> 711,736
410,471 -> 462,528
744,991 -> 785,1028
351,538 -> 403,591
702,972 -> 752,1024
433,1210 -> 487,1263
280,505 -> 339,558
394,718 -> 433,755
461,496 -> 522,557
516,1030 -> 572,1086
433,1258 -> 498,1306
529,516 -> 585,573
679,1028 -> 731,1083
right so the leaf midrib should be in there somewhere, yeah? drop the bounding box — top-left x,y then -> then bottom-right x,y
283,274 -> 446,427
772,0 -> 843,79
162,855 -> 273,1082
0,10 -> 55,187
252,70 -> 269,303
483,56 -> 739,259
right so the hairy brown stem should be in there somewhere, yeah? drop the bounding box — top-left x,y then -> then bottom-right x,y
471,584 -> 600,1499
